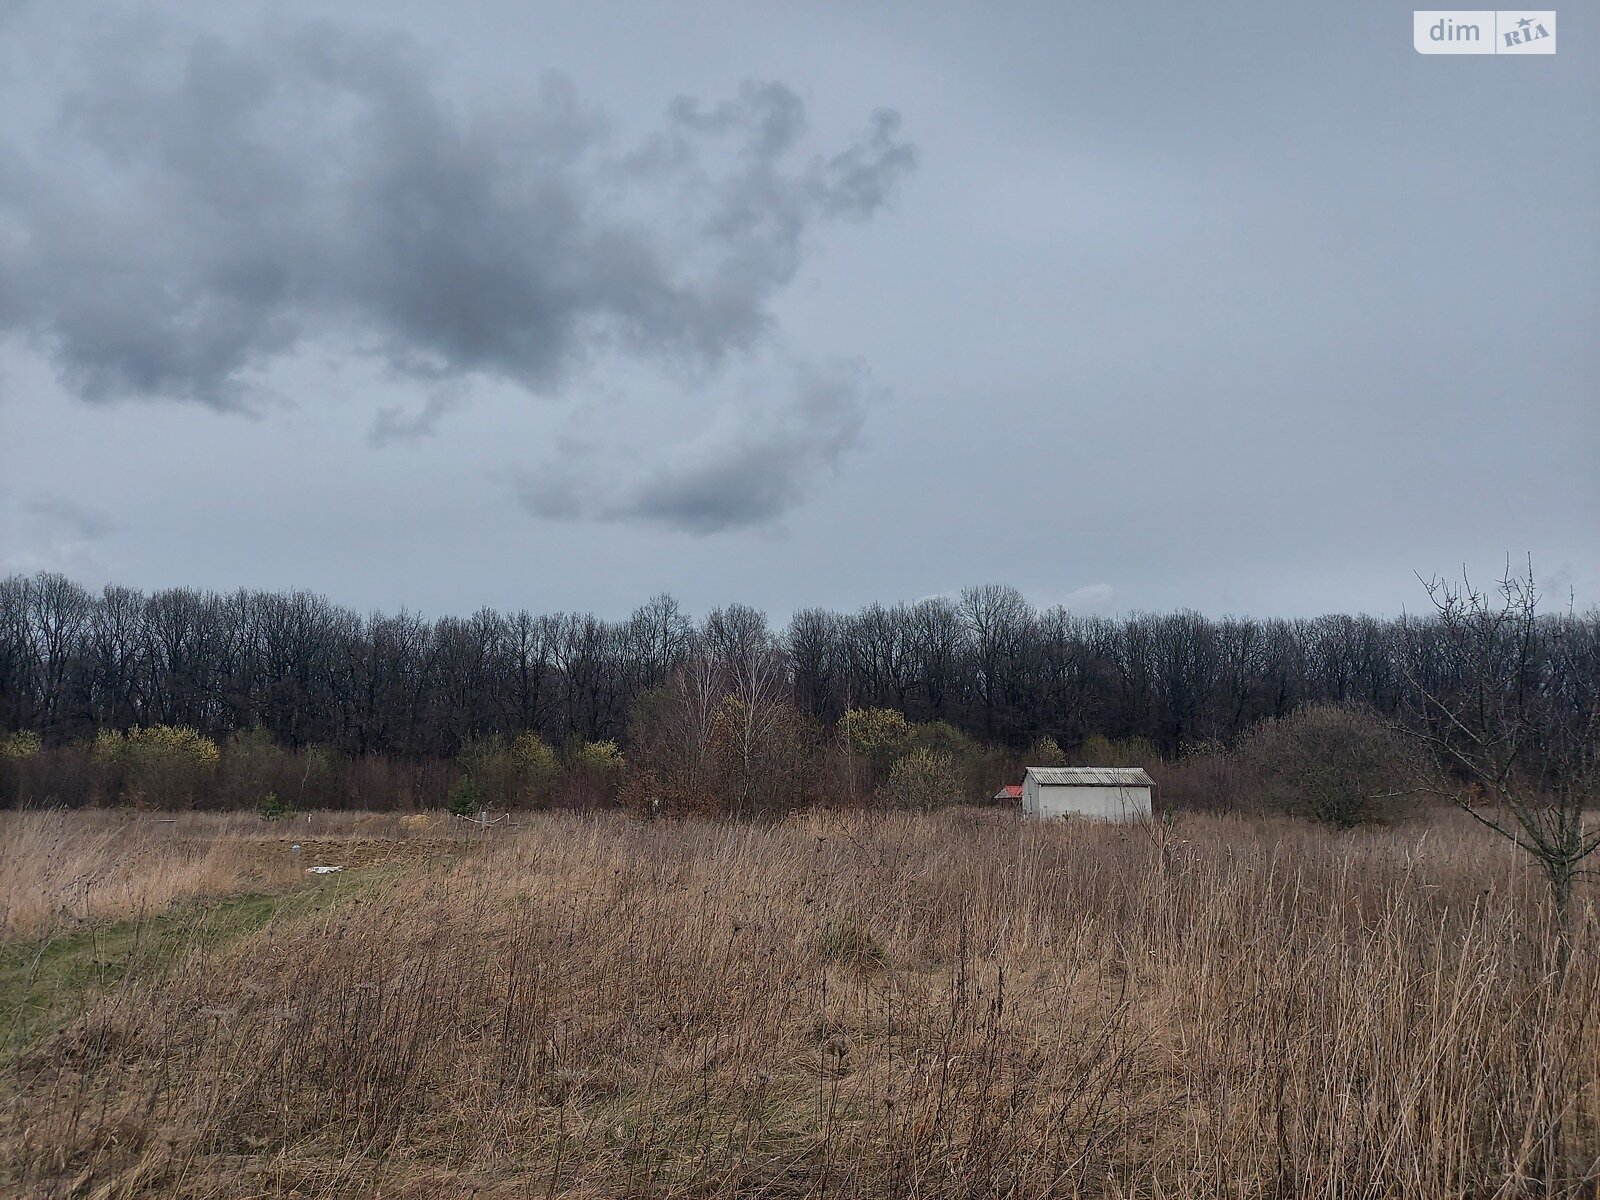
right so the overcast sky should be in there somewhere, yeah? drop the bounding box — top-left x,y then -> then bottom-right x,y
2,1 -> 1595,622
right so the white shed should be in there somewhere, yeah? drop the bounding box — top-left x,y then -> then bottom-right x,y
1020,766 -> 1154,822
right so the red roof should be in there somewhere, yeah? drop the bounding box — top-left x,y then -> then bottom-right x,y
994,784 -> 1023,799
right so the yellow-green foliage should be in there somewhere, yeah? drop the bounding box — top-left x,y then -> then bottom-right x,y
1028,735 -> 1066,766
91,725 -> 219,807
457,735 -> 512,785
881,747 -> 961,811
460,733 -> 561,807
909,719 -> 980,761
511,732 -> 558,793
841,707 -> 912,766
91,728 -> 124,763
842,709 -> 984,797
150,728 -> 219,767
0,731 -> 42,762
572,739 -> 624,772
92,725 -> 220,767
1079,733 -> 1158,767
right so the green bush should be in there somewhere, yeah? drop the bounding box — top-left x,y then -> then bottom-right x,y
908,719 -> 980,761
448,775 -> 484,819
457,736 -> 518,807
258,791 -> 295,821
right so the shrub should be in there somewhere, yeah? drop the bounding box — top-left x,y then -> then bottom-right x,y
560,740 -> 625,809
880,748 -> 962,811
0,731 -> 48,808
91,725 -> 220,808
0,731 -> 42,761
1027,735 -> 1067,766
617,768 -> 665,819
911,720 -> 999,805
842,707 -> 910,760
1240,704 -> 1415,828
258,791 -> 295,821
457,736 -> 518,807
1150,741 -> 1257,814
840,708 -> 913,792
908,719 -> 979,760
217,729 -> 297,810
510,732 -> 559,804
447,775 -> 483,819
572,739 -> 623,773
344,754 -> 452,812
90,728 -> 123,764
1079,733 -> 1159,767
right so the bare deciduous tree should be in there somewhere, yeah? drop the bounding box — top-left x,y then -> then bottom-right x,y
4,568 -> 1595,782
1400,564 -> 1599,949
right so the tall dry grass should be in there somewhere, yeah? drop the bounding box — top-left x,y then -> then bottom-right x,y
4,810 -> 1598,1198
0,812 -> 289,938
0,810 -> 455,938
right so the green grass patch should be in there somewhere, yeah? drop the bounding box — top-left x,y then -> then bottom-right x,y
0,871 -> 383,1060
816,916 -> 886,969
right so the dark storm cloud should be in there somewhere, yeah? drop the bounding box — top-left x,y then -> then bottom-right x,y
0,20 -> 914,411
518,360 -> 871,534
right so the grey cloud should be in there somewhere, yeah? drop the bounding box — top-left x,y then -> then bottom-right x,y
2,494 -> 119,581
24,494 -> 119,539
518,360 -> 871,534
0,20 -> 914,410
367,385 -> 471,447
815,110 -> 919,220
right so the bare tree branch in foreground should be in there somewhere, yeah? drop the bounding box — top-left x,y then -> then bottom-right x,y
1400,562 -> 1600,963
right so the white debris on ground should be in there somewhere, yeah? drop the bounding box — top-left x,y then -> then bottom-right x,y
306,865 -> 344,874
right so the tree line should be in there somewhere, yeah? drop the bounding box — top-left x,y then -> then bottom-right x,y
4,572 -> 1597,763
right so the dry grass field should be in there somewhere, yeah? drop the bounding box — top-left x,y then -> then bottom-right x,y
2,809 -> 1597,1199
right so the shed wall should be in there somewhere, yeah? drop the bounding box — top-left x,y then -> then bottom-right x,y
1030,784 -> 1151,822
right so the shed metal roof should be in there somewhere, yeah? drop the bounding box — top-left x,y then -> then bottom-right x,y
1025,766 -> 1154,788
993,784 -> 1023,800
